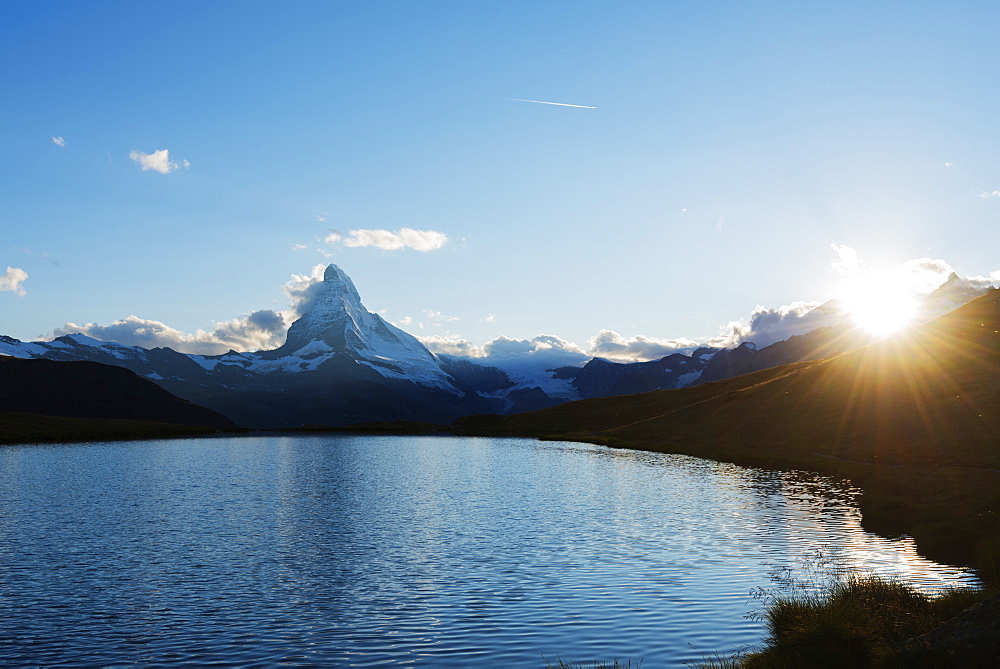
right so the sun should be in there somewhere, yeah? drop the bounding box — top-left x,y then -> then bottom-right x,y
836,270 -> 918,336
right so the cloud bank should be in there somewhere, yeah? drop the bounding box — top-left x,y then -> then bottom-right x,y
589,330 -> 701,361
42,245 -> 1000,366
53,310 -> 289,356
422,334 -> 588,363
1,267 -> 28,296
129,149 -> 190,174
421,331 -> 702,368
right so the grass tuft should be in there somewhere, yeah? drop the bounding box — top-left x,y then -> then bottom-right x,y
698,573 -> 990,668
544,656 -> 640,668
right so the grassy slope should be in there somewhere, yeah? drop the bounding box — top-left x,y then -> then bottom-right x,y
458,291 -> 1000,578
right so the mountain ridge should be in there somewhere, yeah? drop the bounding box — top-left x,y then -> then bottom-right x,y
1,263 -> 992,427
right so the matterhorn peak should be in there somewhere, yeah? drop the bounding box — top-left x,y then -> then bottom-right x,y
322,263 -> 363,301
262,263 -> 458,391
273,264 -> 373,353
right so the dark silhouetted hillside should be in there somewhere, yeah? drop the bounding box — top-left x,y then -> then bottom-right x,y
0,357 -> 235,430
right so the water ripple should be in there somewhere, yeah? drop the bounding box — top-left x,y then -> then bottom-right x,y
0,435 -> 978,666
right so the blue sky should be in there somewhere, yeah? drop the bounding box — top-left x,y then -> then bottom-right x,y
4,1 -> 1000,359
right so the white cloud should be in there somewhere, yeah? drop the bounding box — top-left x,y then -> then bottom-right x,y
279,263 -> 328,318
291,243 -> 307,251
328,228 -> 448,251
420,335 -> 485,358
129,149 -> 189,174
482,334 -> 589,365
46,265 -> 335,355
51,136 -> 66,147
212,309 -> 287,349
1,266 -> 28,296
831,242 -> 863,275
717,301 -> 849,349
431,330 -> 704,366
831,245 -> 958,296
422,335 -> 591,383
482,336 -> 535,357
54,317 -> 199,351
425,334 -> 590,392
589,330 -> 700,362
892,257 -> 954,294
979,189 -> 1000,199
423,309 -> 459,322
391,309 -> 459,331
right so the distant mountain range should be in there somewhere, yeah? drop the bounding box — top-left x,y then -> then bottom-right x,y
0,264 -> 990,428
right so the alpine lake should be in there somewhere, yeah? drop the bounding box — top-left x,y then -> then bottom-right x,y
0,434 -> 979,666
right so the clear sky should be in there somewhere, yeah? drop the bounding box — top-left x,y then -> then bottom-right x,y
4,1 -> 1000,360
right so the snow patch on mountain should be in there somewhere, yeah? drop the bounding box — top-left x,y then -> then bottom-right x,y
675,370 -> 702,387
493,358 -> 580,399
0,336 -> 49,359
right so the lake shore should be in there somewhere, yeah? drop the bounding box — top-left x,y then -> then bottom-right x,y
6,410 -> 997,586
454,414 -> 1000,587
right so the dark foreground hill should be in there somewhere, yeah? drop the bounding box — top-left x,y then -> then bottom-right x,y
0,357 -> 235,444
458,289 -> 1000,579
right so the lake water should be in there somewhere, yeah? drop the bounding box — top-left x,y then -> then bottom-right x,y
0,435 -> 978,666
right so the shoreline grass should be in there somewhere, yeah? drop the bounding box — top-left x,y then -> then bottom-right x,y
693,574 -> 992,668
544,658 -> 640,668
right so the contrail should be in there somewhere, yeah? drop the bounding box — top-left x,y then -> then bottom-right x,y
504,98 -> 596,109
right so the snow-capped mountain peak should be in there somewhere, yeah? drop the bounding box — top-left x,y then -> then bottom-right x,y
277,263 -> 372,353
268,264 -> 457,390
